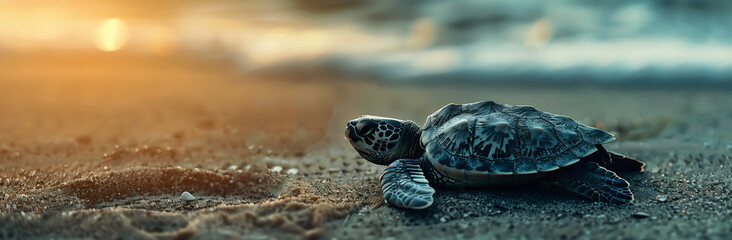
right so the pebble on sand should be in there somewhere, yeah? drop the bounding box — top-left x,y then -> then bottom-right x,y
656,195 -> 668,202
181,191 -> 196,201
632,212 -> 650,219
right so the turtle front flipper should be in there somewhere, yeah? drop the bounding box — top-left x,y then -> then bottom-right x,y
380,159 -> 435,209
557,161 -> 634,204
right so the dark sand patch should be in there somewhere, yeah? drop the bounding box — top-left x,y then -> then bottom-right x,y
60,167 -> 282,206
1,173 -> 381,239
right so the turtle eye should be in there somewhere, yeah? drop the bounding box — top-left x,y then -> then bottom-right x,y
357,123 -> 376,136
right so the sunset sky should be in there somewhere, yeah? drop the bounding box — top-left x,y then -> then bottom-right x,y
1,0 -> 730,83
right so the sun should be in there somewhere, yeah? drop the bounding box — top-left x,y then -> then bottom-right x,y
95,18 -> 128,52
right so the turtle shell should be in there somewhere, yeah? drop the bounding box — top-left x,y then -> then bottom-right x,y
420,101 -> 614,176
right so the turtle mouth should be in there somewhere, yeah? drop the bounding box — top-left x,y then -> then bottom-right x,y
345,124 -> 372,155
345,123 -> 362,141
344,126 -> 353,140
350,141 -> 373,156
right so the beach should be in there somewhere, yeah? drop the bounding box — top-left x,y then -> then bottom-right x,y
1,56 -> 731,239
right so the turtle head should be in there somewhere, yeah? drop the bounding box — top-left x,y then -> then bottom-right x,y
345,115 -> 423,165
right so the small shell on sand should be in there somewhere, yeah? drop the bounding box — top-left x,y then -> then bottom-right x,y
181,191 -> 196,201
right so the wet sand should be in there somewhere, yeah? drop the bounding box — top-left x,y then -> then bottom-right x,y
1,56 -> 731,239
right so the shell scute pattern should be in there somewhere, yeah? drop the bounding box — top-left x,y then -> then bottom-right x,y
536,158 -> 560,172
580,127 -> 615,144
489,159 -> 514,174
472,115 -> 519,161
519,118 -> 561,159
424,103 -> 463,131
451,156 -> 472,171
514,158 -> 537,174
425,101 -> 615,175
436,118 -> 473,157
462,101 -> 502,113
538,112 -> 614,158
505,105 -> 543,118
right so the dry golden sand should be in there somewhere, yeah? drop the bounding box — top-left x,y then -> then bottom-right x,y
1,54 -> 731,239
0,54 -> 381,239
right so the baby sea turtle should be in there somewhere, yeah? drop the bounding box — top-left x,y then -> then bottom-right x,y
345,101 -> 644,209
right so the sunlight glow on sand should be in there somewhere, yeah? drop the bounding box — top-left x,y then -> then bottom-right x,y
95,18 -> 128,52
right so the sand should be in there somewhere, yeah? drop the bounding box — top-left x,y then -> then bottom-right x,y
1,55 -> 731,239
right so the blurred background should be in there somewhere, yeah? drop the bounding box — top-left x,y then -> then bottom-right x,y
2,0 -> 732,84
1,0 -> 731,177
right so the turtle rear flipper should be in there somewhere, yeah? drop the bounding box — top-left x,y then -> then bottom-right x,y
586,145 -> 645,172
557,161 -> 634,204
380,159 -> 435,209
607,151 -> 645,172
